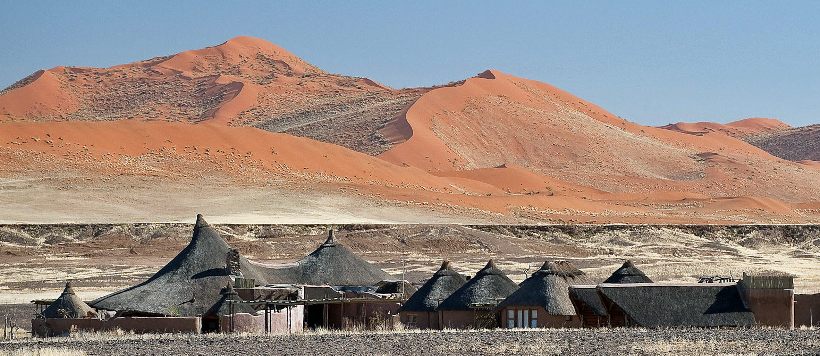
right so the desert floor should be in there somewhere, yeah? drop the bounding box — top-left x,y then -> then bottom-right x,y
0,328 -> 818,355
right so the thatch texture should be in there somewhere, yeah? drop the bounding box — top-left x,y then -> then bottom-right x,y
402,261 -> 467,312
42,282 -> 97,319
598,283 -> 755,327
92,214 -> 268,316
569,285 -> 608,316
263,230 -> 392,286
438,260 -> 518,310
500,261 -> 592,316
603,260 -> 653,284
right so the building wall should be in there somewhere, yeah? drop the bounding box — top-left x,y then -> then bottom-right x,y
218,306 -> 304,333
32,317 -> 202,337
499,307 -> 582,328
742,288 -> 794,328
795,293 -> 820,327
438,310 -> 497,329
400,311 -> 438,329
575,304 -> 607,328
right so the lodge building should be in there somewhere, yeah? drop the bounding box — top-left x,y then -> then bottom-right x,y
32,215 -> 819,336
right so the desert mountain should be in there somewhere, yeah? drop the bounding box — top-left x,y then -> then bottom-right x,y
1,37 -> 818,223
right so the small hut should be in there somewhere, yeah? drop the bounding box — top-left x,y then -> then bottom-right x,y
400,261 -> 467,329
597,283 -> 755,327
499,261 -> 592,328
264,230 -> 397,330
603,260 -> 653,284
92,214 -> 270,317
41,282 -> 97,319
437,260 -> 518,329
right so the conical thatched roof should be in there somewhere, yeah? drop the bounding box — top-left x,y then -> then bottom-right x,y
500,261 -> 592,315
264,230 -> 392,286
402,261 -> 467,312
42,282 -> 97,319
92,214 -> 268,316
206,284 -> 258,317
604,260 -> 653,284
438,260 -> 518,310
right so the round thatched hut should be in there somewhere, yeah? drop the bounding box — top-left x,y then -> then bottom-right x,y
604,260 -> 653,284
92,214 -> 269,317
41,282 -> 97,319
400,260 -> 467,329
499,261 -> 591,328
437,259 -> 518,329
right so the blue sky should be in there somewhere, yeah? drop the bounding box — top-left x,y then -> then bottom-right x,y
1,1 -> 818,126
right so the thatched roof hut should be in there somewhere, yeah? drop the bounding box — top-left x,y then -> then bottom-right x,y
92,214 -> 269,316
603,260 -> 653,284
402,261 -> 467,312
438,260 -> 518,310
264,230 -> 392,286
598,283 -> 755,327
42,282 -> 97,319
499,261 -> 592,316
568,285 -> 608,317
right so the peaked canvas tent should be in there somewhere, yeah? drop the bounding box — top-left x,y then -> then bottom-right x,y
92,214 -> 268,317
499,261 -> 592,328
604,260 -> 653,284
264,230 -> 392,286
42,282 -> 97,319
400,261 -> 467,329
438,260 -> 518,329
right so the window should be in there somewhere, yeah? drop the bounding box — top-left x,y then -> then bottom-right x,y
530,309 -> 538,328
406,314 -> 417,327
508,309 -> 539,328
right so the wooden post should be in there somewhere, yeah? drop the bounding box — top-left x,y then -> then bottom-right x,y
323,304 -> 328,329
3,315 -> 7,340
264,304 -> 270,334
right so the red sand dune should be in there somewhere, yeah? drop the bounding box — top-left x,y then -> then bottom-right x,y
0,38 -> 818,223
378,70 -> 817,206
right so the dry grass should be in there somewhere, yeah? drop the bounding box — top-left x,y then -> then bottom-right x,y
0,348 -> 86,356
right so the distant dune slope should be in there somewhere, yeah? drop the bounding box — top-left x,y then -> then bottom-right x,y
661,119 -> 817,164
745,124 -> 820,162
661,118 -> 790,139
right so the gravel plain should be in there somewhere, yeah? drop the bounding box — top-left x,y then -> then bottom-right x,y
1,328 -> 818,356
